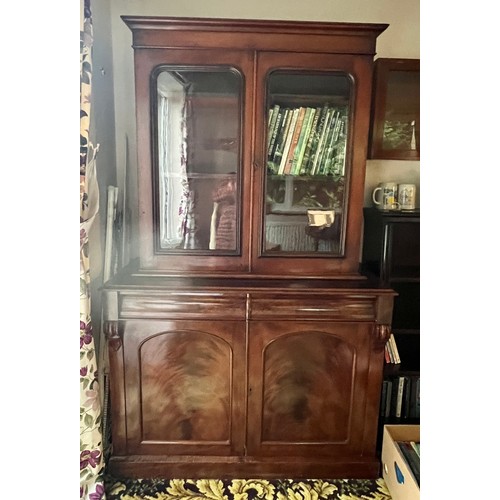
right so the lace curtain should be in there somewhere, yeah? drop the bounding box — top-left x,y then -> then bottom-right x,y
80,0 -> 106,498
157,71 -> 194,249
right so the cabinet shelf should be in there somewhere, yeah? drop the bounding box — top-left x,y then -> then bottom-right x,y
361,207 -> 420,454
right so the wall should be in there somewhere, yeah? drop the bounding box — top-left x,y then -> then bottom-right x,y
92,0 -> 420,266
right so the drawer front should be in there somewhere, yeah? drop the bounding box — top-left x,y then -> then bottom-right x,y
249,294 -> 376,321
119,292 -> 247,320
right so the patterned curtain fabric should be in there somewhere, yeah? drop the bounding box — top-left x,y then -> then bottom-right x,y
80,0 -> 106,499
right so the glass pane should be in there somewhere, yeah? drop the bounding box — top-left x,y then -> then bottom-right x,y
264,71 -> 351,255
382,70 -> 419,151
156,68 -> 242,253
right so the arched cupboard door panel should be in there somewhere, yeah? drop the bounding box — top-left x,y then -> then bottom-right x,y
119,320 -> 246,456
247,321 -> 373,457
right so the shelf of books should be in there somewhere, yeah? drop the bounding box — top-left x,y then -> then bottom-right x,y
266,103 -> 348,177
380,333 -> 420,422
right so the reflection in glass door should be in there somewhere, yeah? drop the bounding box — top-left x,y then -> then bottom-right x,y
155,68 -> 242,254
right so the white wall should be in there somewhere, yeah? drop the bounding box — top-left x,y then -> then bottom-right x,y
92,0 -> 420,265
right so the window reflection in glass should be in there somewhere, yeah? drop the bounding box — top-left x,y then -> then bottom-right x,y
155,68 -> 242,253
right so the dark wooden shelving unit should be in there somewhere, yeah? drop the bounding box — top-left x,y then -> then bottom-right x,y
361,207 -> 420,452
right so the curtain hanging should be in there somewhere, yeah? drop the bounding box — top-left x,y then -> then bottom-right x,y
80,0 -> 106,498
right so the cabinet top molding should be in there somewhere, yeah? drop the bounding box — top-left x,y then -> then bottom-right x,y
122,16 -> 388,54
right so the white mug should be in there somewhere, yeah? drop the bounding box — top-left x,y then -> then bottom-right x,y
398,184 -> 417,210
372,182 -> 399,210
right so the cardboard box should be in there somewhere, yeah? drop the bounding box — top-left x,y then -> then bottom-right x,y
381,425 -> 420,500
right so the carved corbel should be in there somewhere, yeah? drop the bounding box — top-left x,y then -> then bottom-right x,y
373,324 -> 392,352
104,320 -> 122,351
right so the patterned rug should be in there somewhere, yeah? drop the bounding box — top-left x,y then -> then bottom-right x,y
103,476 -> 392,500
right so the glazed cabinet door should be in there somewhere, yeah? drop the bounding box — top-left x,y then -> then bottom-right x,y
251,52 -> 374,277
114,319 -> 246,456
246,321 -> 379,457
132,48 -> 255,273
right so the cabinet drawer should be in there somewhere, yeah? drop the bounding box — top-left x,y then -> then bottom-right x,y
249,294 -> 376,320
119,292 -> 247,320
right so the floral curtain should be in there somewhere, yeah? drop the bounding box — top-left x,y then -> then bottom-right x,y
80,0 -> 106,499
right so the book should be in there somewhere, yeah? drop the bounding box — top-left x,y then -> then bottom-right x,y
397,441 -> 420,486
267,107 -> 283,160
271,108 -> 291,169
386,337 -> 394,364
384,344 -> 391,364
333,114 -> 348,176
410,440 -> 420,457
389,377 -> 399,417
394,376 -> 405,418
388,334 -> 401,364
267,104 -> 280,152
401,375 -> 411,419
319,109 -> 340,175
409,375 -> 419,418
283,107 -> 307,174
292,107 -> 316,175
278,108 -> 300,174
307,104 -> 330,174
299,106 -> 322,175
311,107 -> 335,175
381,378 -> 392,418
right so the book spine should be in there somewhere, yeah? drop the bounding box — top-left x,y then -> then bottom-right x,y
385,378 -> 395,417
409,375 -> 419,418
267,104 -> 280,152
284,107 -> 306,175
308,104 -> 329,175
278,108 -> 299,175
300,106 -> 322,175
397,441 -> 420,485
272,109 -> 291,169
268,107 -> 283,159
410,441 -> 420,457
311,108 -> 334,175
293,107 -> 315,175
384,344 -> 391,364
320,109 -> 339,175
395,376 -> 405,418
402,376 -> 411,418
389,334 -> 401,364
334,114 -> 348,176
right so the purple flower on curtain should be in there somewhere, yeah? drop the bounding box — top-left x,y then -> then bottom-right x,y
84,389 -> 100,411
89,483 -> 105,500
80,320 -> 93,348
80,449 -> 101,469
80,367 -> 88,377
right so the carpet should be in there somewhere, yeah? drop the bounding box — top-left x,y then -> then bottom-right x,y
103,476 -> 392,499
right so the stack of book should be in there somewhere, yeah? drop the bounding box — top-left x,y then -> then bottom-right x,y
380,375 -> 420,420
384,333 -> 401,365
266,104 -> 348,177
396,440 -> 420,486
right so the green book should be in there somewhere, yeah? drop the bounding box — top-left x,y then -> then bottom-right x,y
300,106 -> 322,175
291,107 -> 315,175
307,104 -> 330,175
267,104 -> 280,152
